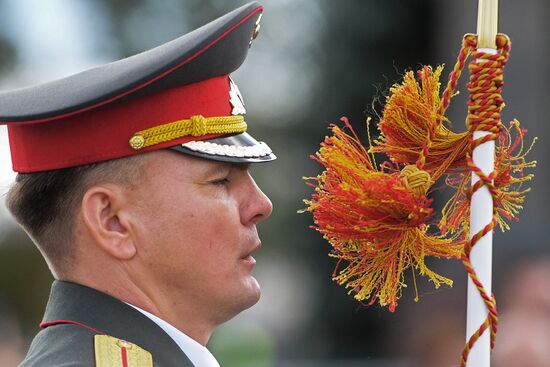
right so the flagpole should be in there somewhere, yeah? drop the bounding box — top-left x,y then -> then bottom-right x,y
466,0 -> 498,366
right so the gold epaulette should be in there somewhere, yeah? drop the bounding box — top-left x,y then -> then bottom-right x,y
95,335 -> 153,367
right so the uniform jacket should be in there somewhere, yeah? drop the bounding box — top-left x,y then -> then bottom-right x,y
20,281 -> 195,367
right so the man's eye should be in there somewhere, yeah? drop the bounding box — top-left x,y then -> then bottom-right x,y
212,177 -> 230,186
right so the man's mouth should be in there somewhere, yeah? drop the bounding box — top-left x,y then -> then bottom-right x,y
241,242 -> 261,264
240,255 -> 256,265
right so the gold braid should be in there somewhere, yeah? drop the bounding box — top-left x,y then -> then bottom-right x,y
129,115 -> 246,150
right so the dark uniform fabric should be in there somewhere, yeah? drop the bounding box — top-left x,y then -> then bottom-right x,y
20,281 -> 195,367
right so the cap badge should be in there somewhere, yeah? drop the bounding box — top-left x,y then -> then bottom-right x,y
229,77 -> 246,115
249,13 -> 263,47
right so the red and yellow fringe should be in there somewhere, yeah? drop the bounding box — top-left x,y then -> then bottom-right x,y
303,120 -> 462,312
372,65 -> 469,180
441,120 -> 536,235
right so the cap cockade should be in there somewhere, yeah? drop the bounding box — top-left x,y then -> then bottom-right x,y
0,1 -> 275,173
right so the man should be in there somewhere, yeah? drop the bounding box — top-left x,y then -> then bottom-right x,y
2,2 -> 273,366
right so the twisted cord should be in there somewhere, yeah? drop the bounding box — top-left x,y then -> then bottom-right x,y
459,34 -> 511,367
441,34 -> 478,116
129,115 -> 246,150
414,34 -> 476,176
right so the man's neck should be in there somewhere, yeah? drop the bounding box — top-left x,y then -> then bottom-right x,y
62,270 -> 216,346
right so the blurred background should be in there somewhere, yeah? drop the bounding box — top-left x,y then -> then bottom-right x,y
0,1 -> 549,366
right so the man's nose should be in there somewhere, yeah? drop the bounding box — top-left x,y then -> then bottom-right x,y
240,174 -> 273,225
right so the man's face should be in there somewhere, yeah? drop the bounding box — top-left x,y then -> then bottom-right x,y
128,150 -> 272,325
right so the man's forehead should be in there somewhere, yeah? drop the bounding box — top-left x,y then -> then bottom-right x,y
202,161 -> 251,175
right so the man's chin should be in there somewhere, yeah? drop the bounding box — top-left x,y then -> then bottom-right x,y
234,276 -> 261,313
243,276 -> 261,307
216,279 -> 261,325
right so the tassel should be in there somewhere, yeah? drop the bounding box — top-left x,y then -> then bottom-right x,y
303,120 -> 462,311
440,119 -> 536,235
372,66 -> 469,180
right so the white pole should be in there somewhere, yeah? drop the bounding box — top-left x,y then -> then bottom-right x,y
466,1 -> 498,366
467,131 -> 494,367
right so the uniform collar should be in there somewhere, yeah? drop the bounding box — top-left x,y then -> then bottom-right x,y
127,303 -> 220,367
42,280 -> 195,367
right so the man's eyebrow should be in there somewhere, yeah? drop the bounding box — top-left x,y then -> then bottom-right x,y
202,163 -> 251,177
233,163 -> 251,171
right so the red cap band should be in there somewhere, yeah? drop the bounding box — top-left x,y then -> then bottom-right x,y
8,75 -> 231,172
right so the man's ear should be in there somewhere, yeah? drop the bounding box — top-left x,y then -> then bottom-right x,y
80,185 -> 137,260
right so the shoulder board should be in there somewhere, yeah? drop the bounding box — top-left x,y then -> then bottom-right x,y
95,335 -> 153,367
